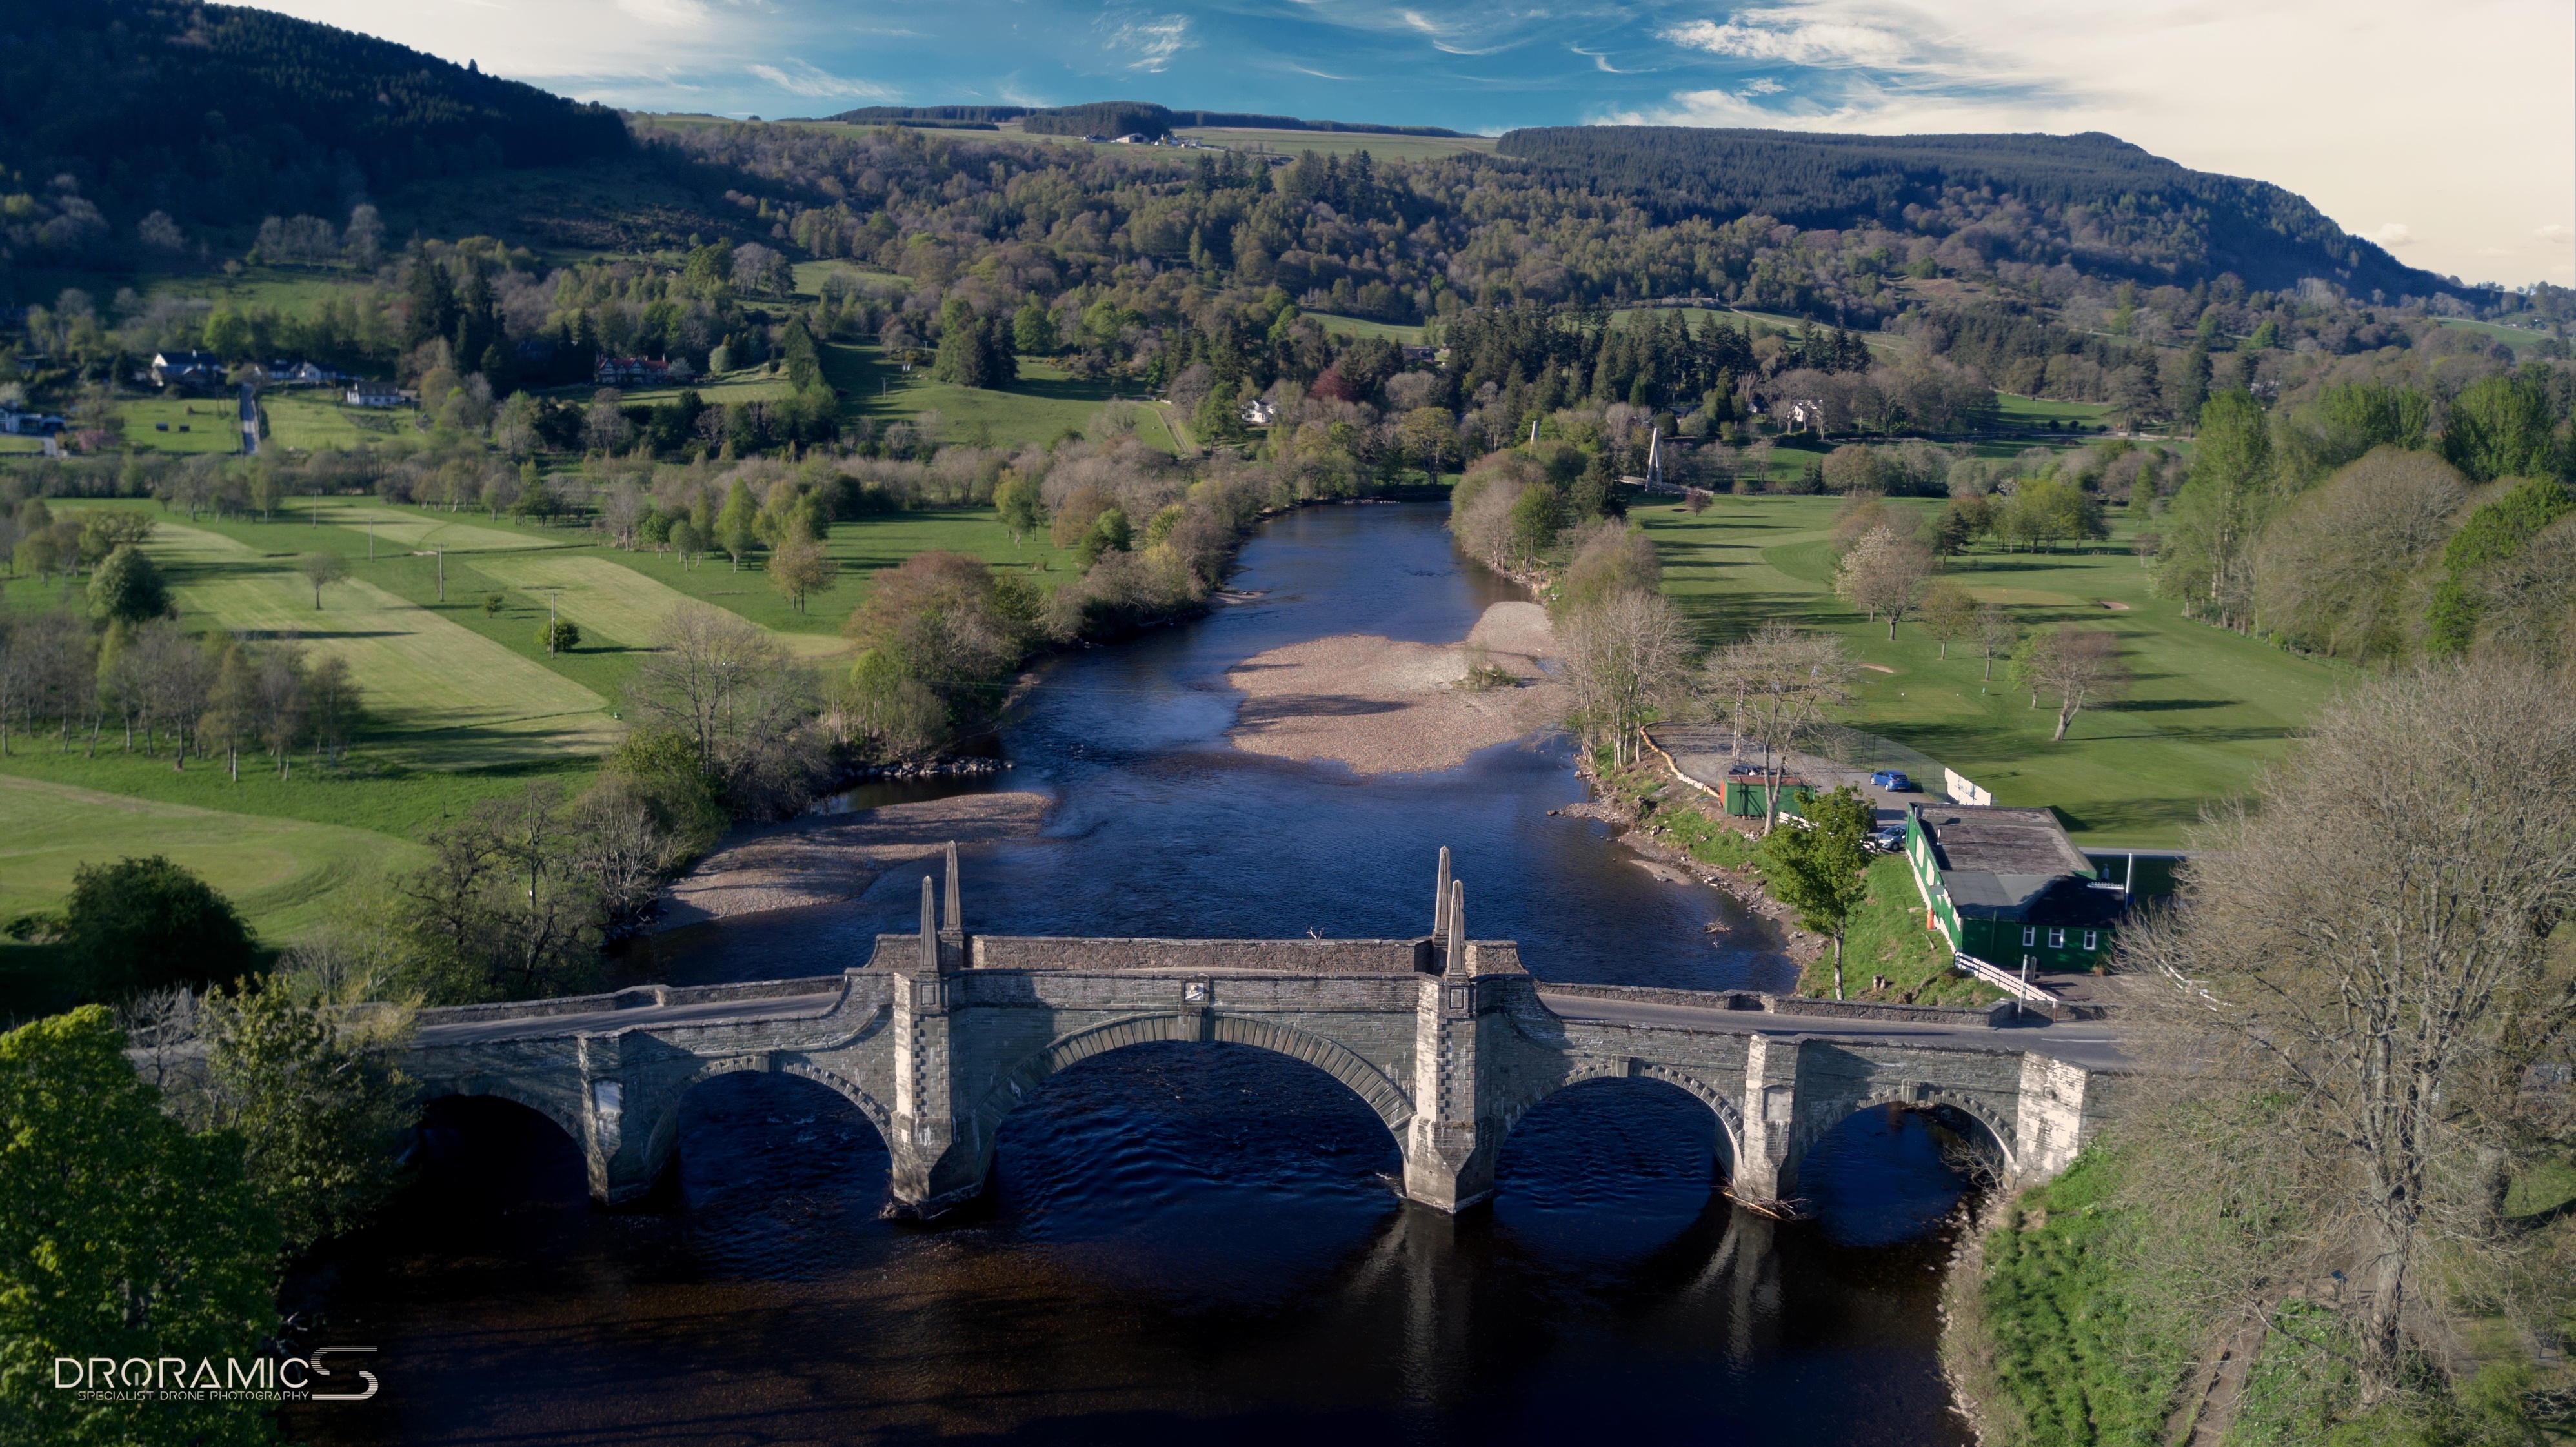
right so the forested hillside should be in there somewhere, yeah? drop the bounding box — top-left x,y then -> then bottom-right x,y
1497,127 -> 2451,301
0,0 -> 626,268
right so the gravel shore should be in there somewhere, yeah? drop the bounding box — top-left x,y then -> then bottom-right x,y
654,791 -> 1048,929
1225,602 -> 1569,775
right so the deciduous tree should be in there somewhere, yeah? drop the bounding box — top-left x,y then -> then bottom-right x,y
0,1008 -> 280,1447
1756,784 -> 1875,1000
1918,580 -> 1975,659
296,551 -> 349,608
1560,588 -> 1695,766
1704,622 -> 1858,835
2124,660 -> 2576,1407
766,534 -> 839,614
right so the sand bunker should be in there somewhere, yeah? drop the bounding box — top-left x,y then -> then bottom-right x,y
1225,601 -> 1569,775
656,791 -> 1047,928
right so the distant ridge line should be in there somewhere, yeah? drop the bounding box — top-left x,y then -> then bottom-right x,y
816,101 -> 1466,139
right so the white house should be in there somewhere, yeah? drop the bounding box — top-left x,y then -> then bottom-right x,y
345,379 -> 407,407
1241,398 -> 1277,427
151,350 -> 223,388
269,360 -> 343,387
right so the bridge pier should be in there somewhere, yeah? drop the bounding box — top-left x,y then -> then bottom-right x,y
886,869 -> 988,1217
576,1029 -> 675,1206
1731,1033 -> 1801,1201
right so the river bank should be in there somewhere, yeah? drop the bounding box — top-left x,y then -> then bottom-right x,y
652,791 -> 1048,927
1223,600 -> 1567,774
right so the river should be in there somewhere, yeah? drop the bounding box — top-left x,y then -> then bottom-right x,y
285,503 -> 1977,1446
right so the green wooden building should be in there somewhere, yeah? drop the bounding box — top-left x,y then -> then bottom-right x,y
1902,804 -> 2129,972
1722,777 -> 1816,818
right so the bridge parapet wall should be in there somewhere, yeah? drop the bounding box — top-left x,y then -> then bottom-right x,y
967,936 -> 1436,973
414,975 -> 849,1026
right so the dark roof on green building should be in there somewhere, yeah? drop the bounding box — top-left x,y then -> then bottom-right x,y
1915,805 -> 2125,924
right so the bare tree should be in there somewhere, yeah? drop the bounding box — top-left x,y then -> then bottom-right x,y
1918,581 -> 1975,660
599,480 -> 648,549
255,644 -> 306,777
128,617 -> 213,769
1973,603 -> 2018,683
116,985 -> 200,1089
628,603 -> 820,814
2013,625 -> 2129,740
297,552 -> 350,608
304,653 -> 364,769
2122,659 -> 2576,1406
1559,589 -> 1697,767
766,536 -> 839,614
1704,621 -> 1858,834
202,643 -> 257,782
1833,524 -> 1938,638
569,776 -> 673,935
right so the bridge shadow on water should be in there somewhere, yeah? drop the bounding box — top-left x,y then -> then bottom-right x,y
297,1044 -> 1978,1447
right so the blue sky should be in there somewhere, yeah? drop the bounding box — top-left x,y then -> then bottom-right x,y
256,0 -> 2572,285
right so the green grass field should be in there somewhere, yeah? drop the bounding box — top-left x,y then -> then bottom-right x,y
564,369 -> 795,408
1307,314 -> 1429,343
265,392 -> 402,451
822,343 -> 1187,452
791,260 -> 907,298
0,773 -> 423,942
143,265 -> 367,316
170,570 -> 622,765
1173,128 -> 1498,161
1995,394 -> 2117,430
2429,316 -> 2565,358
1643,494 -> 2348,845
110,396 -> 248,454
308,500 -> 573,553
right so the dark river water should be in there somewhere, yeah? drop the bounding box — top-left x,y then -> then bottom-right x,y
285,504 -> 1977,1447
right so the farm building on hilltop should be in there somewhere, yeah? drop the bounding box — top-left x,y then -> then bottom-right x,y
1903,804 -> 2129,973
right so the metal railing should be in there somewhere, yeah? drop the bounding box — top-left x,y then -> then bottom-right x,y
1954,951 -> 2055,1005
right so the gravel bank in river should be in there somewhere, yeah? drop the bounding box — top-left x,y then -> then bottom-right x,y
1224,601 -> 1568,775
654,791 -> 1048,928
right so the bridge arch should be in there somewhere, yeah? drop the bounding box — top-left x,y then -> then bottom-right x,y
1780,1088 -> 2017,1197
962,1011 -> 1414,1173
414,1078 -> 586,1149
1497,1061 -> 1746,1186
634,1058 -> 895,1189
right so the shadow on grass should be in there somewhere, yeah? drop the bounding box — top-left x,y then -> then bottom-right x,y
2098,698 -> 2239,713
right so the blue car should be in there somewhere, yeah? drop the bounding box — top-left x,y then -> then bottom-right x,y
1869,770 -> 1915,792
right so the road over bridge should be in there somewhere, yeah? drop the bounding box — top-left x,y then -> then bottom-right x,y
405,849 -> 2133,1217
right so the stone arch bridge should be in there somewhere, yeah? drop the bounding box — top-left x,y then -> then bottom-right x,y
406,849 -> 2129,1216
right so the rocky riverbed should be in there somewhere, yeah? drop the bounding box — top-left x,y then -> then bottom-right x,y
1223,600 -> 1567,774
654,791 -> 1049,928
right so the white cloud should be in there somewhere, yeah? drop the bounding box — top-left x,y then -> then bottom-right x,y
1664,14 -> 1921,70
1103,14 -> 1194,72
746,59 -> 900,102
613,0 -> 711,30
2371,223 -> 2417,249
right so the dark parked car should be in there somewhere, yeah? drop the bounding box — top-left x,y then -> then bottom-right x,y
1868,770 -> 1915,792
